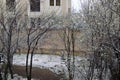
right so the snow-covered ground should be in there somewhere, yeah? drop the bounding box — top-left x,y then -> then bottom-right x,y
13,54 -> 68,74
13,54 -> 87,80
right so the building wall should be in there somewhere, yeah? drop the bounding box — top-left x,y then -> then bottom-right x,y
1,0 -> 71,17
0,0 -> 71,28
27,0 -> 71,17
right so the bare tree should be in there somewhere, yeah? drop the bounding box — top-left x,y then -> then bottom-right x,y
80,0 -> 120,80
56,14 -> 80,80
24,14 -> 56,80
0,0 -> 26,79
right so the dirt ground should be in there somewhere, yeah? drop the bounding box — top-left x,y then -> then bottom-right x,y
12,65 -> 61,80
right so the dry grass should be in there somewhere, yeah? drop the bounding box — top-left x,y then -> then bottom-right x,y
15,29 -> 84,55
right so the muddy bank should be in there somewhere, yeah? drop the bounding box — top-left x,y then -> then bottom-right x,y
13,65 -> 61,80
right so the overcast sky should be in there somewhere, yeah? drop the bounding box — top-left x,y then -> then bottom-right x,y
72,0 -> 81,12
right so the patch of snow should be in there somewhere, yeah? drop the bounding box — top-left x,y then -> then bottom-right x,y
2,73 -> 35,80
13,54 -> 67,74
13,54 -> 87,80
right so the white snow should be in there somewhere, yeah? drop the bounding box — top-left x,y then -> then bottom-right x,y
13,54 -> 87,80
13,54 -> 67,74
